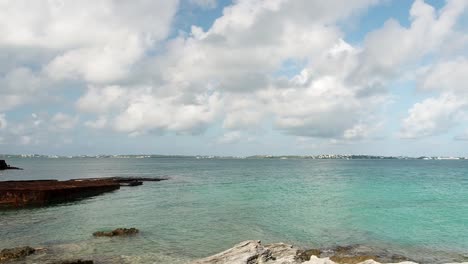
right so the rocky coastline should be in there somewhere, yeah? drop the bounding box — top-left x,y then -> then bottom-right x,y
191,240 -> 417,264
1,240 -> 467,264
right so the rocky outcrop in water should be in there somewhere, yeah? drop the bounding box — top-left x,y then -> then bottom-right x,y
0,179 -> 120,208
0,160 -> 22,170
191,240 -> 419,264
0,176 -> 170,208
0,246 -> 36,262
93,228 -> 139,237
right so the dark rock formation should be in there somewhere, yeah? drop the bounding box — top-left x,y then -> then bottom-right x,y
0,179 -> 120,208
0,176 -> 168,208
0,160 -> 22,170
0,246 -> 36,262
93,228 -> 139,237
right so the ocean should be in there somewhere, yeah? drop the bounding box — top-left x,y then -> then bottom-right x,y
1,157 -> 467,263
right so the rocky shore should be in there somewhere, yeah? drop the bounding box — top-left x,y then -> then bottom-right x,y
1,240 -> 467,264
191,241 -> 467,264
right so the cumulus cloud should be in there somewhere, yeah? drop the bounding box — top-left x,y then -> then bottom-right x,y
71,0 -> 466,142
400,93 -> 468,139
0,0 -> 178,82
76,85 -> 127,113
50,113 -> 79,131
113,89 -> 222,134
418,58 -> 468,92
2,0 -> 468,153
0,0 -> 179,115
0,112 -> 80,146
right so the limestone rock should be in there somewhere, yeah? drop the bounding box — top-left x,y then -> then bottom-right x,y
191,241 -> 425,264
191,240 -> 274,264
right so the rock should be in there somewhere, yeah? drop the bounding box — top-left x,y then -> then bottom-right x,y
0,160 -> 22,170
191,240 -> 274,264
296,249 -> 322,262
50,259 -> 94,264
191,241 -> 418,264
320,245 -> 411,264
93,228 -> 139,237
266,243 -> 302,263
0,246 -> 36,262
0,179 -> 120,208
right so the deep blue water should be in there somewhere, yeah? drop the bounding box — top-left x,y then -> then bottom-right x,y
0,158 -> 467,263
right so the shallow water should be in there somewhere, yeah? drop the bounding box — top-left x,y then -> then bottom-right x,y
1,158 -> 468,263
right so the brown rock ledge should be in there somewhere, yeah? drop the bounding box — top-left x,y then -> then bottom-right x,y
0,179 -> 120,208
0,176 -> 168,208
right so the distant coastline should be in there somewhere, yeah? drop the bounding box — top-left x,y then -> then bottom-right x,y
1,154 -> 467,160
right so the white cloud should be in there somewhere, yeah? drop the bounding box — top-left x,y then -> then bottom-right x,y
50,113 -> 79,131
76,85 -> 127,113
0,67 -> 48,111
418,58 -> 468,92
112,88 -> 222,134
2,0 -> 468,151
400,93 -> 468,139
0,112 -> 79,146
351,0 -> 468,91
0,0 -> 179,83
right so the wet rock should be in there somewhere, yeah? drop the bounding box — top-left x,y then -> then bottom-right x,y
0,246 -> 36,262
93,228 -> 139,237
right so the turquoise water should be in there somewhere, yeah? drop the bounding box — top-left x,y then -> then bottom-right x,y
1,158 -> 468,263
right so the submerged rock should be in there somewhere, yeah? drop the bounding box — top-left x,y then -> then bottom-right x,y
93,228 -> 139,237
0,246 -> 36,262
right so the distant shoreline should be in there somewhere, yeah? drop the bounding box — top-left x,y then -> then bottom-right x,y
1,154 -> 467,160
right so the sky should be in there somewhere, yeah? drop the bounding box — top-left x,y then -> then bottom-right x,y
0,0 -> 468,156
